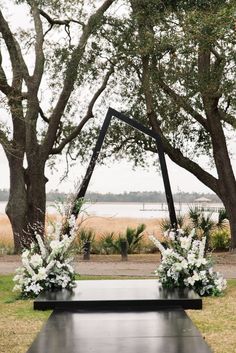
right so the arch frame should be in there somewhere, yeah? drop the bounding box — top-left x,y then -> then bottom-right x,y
72,107 -> 177,228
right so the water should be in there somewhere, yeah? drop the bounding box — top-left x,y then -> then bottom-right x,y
0,201 -> 224,220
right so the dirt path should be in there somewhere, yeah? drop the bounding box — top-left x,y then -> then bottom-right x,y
0,254 -> 236,278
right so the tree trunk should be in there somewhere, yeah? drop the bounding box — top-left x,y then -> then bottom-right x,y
5,152 -> 47,253
219,185 -> 236,249
227,209 -> 236,250
25,160 -> 47,234
5,155 -> 27,252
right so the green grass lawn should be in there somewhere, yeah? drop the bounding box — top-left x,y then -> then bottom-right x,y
0,275 -> 236,353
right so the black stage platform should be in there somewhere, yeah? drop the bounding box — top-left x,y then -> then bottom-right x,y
29,280 -> 212,353
34,279 -> 202,310
27,309 -> 212,353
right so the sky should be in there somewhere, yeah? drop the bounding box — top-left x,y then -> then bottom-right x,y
0,1 -> 235,195
1,145 -> 235,194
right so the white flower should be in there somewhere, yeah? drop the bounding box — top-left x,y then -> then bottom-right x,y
199,237 -> 206,258
174,262 -> 183,272
189,228 -> 196,241
152,227 -> 227,296
56,261 -> 64,269
68,215 -> 76,228
47,224 -> 54,236
30,254 -> 43,268
66,264 -> 74,273
180,236 -> 191,250
22,249 -> 30,259
187,252 -> 196,265
178,229 -> 185,235
13,284 -> 22,292
180,260 -> 188,269
35,233 -> 47,259
169,231 -> 176,241
200,270 -> 206,277
46,260 -> 56,273
187,272 -> 200,286
22,257 -> 35,277
13,212 -> 78,298
25,282 -> 43,295
36,267 -> 47,281
50,240 -> 61,250
149,235 -> 165,254
195,258 -> 207,268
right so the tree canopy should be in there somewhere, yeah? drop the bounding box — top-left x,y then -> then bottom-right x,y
87,0 -> 236,246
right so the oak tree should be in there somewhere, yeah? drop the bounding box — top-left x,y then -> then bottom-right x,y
0,0 -> 116,251
101,0 -> 236,248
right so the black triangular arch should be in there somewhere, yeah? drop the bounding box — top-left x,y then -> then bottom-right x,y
72,107 -> 177,228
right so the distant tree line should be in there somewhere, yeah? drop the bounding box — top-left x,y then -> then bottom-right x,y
85,191 -> 221,203
0,189 -> 220,203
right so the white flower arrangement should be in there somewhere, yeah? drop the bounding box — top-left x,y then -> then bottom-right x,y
149,229 -> 227,296
13,214 -> 78,298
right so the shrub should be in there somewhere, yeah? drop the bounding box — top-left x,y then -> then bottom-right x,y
121,223 -> 146,254
160,216 -> 185,232
74,228 -> 95,254
210,230 -> 231,251
98,232 -> 120,254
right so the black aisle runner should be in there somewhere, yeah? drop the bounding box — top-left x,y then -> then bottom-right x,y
27,280 -> 212,353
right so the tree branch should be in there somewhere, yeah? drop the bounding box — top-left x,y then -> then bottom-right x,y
42,0 -> 115,159
218,108 -> 236,129
51,65 -> 114,155
156,75 -> 209,131
28,1 -> 45,88
39,107 -> 49,124
0,58 -> 12,96
0,128 -> 10,149
0,9 -> 30,86
163,133 -> 219,194
138,33 -> 219,194
39,8 -> 85,37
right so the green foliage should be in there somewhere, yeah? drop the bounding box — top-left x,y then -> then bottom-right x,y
159,216 -> 185,232
98,232 -> 120,254
0,244 -> 15,255
119,223 -> 146,254
160,218 -> 172,232
98,0 -> 236,173
75,228 -> 95,253
189,207 -> 215,235
210,230 -> 231,251
217,208 -> 229,228
97,224 -> 146,255
188,207 -> 229,250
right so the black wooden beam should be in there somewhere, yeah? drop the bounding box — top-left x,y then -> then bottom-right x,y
71,109 -> 112,216
72,107 -> 177,228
